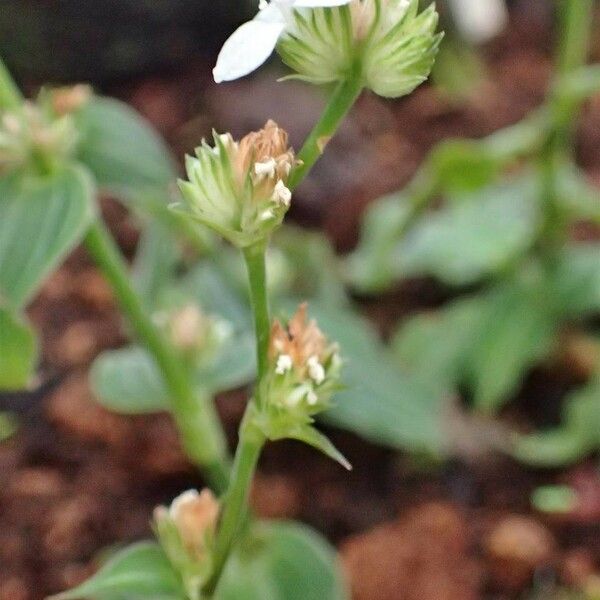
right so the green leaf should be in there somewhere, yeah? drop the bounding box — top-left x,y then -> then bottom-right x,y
91,335 -> 255,415
133,222 -> 180,312
550,244 -> 600,317
430,139 -> 501,194
0,307 -> 37,391
76,97 -> 176,197
344,194 -> 414,293
183,262 -> 252,331
514,378 -> 600,466
218,521 -> 348,600
394,177 -> 540,286
0,164 -> 95,309
464,271 -> 558,412
556,162 -> 600,224
392,295 -> 485,394
303,303 -> 444,454
49,541 -> 184,600
91,347 -> 170,414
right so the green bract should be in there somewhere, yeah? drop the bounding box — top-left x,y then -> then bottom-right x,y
277,0 -> 442,97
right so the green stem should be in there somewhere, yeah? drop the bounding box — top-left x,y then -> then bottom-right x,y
243,241 -> 271,392
84,219 -> 231,493
539,0 -> 594,254
0,57 -> 22,111
288,74 -> 363,191
202,413 -> 265,597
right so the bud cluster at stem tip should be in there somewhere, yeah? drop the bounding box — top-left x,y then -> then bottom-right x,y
177,120 -> 299,248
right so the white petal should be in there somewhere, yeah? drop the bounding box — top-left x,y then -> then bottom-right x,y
213,20 -> 286,83
447,0 -> 508,44
256,3 -> 287,23
292,0 -> 353,6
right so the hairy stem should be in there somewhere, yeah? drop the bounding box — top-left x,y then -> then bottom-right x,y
202,413 -> 265,597
84,219 -> 230,492
243,241 -> 271,395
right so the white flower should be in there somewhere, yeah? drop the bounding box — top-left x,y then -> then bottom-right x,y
276,354 -> 293,374
213,0 -> 353,83
447,0 -> 508,44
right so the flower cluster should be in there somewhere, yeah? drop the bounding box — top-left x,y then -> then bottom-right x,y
177,120 -> 298,248
0,85 -> 90,174
153,489 -> 220,593
154,304 -> 233,367
264,303 -> 342,415
214,0 -> 442,99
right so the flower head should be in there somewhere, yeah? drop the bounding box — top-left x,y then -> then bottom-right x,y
0,87 -> 88,174
177,120 -> 298,247
265,303 -> 342,413
153,489 -> 220,592
155,304 -> 233,366
214,0 -> 442,99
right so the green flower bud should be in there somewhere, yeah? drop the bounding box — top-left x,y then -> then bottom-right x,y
154,304 -> 233,368
177,120 -> 299,248
277,0 -> 443,98
153,489 -> 220,594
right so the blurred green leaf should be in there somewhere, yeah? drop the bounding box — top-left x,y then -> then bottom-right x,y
91,346 -> 170,414
465,271 -> 558,412
556,162 -> 600,224
50,541 -> 184,600
183,262 -> 252,331
394,177 -> 541,286
430,139 -> 501,194
77,97 -> 176,197
274,227 -> 347,308
392,295 -> 485,393
0,164 -> 95,309
302,303 -> 444,454
393,265 -> 560,413
133,222 -> 180,311
0,307 -> 37,391
218,521 -> 348,600
92,332 -> 255,415
0,412 -> 18,442
344,193 -> 415,293
514,377 -> 600,466
550,244 -> 600,317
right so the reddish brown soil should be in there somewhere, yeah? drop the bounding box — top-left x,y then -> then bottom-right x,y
1,5 -> 600,599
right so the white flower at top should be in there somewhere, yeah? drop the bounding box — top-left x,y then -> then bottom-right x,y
213,0 -> 442,100
213,0 -> 353,83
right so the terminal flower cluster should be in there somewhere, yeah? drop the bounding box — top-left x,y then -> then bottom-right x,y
178,120 -> 298,247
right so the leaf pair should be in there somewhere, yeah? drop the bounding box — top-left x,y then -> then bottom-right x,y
50,522 -> 348,600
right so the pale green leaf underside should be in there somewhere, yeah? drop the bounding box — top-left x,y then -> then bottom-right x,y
77,97 -> 176,197
0,164 -> 95,310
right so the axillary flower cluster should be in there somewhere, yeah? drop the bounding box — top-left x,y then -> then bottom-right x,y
178,120 -> 299,248
0,85 -> 90,174
266,303 -> 341,414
